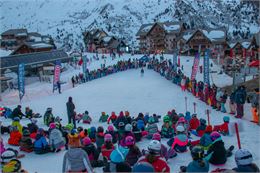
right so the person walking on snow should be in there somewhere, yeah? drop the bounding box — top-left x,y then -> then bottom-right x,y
141,68 -> 144,77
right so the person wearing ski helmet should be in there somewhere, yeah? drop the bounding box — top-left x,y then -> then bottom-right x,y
193,118 -> 207,137
96,126 -> 105,152
232,149 -> 260,172
113,111 -> 127,129
82,137 -> 100,167
152,133 -> 168,159
101,134 -> 114,161
161,116 -> 174,138
180,146 -> 209,172
176,116 -> 188,135
168,125 -> 188,153
125,136 -> 142,166
105,125 -> 118,144
213,116 -> 230,135
138,140 -> 170,172
145,116 -> 158,139
120,124 -> 135,147
19,129 -> 33,152
205,131 -> 234,165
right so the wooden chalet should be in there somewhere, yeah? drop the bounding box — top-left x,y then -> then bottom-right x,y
1,29 -> 28,49
10,42 -> 54,55
83,29 -> 108,52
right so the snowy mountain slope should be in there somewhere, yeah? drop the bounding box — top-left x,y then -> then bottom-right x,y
0,0 -> 259,50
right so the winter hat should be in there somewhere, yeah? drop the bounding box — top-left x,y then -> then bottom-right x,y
132,162 -> 155,172
223,116 -> 230,123
167,111 -> 172,115
22,129 -> 30,136
176,125 -> 185,132
200,118 -> 207,125
125,136 -> 135,146
118,122 -> 125,128
107,125 -> 114,132
104,134 -> 113,142
152,133 -> 161,141
2,159 -> 21,173
31,118 -> 37,124
101,112 -> 106,116
97,126 -> 104,133
178,113 -> 184,117
178,117 -> 186,123
82,137 -> 91,146
148,140 -> 161,154
125,124 -> 132,132
110,146 -> 129,163
235,149 -> 253,166
71,129 -> 77,135
68,134 -> 81,148
13,117 -> 20,122
210,131 -> 221,141
119,111 -> 124,117
49,123 -> 56,129
191,146 -> 204,161
55,116 -> 62,123
65,124 -> 74,131
163,116 -> 170,123
148,116 -> 155,124
205,125 -> 213,133
90,126 -> 96,133
77,126 -> 83,132
47,107 -> 52,112
192,113 -> 197,118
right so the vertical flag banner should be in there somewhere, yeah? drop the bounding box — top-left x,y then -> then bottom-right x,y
172,50 -> 178,72
204,49 -> 210,86
18,63 -> 25,101
82,55 -> 87,79
191,52 -> 200,80
53,60 -> 61,92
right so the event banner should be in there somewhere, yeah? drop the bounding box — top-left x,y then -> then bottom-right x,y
18,63 -> 25,101
204,49 -> 210,86
53,60 -> 61,92
191,52 -> 200,80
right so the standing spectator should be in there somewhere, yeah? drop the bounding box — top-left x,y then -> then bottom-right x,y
250,88 -> 259,123
71,76 -> 75,88
75,75 -> 79,84
229,90 -> 236,115
66,97 -> 75,125
234,86 -> 247,118
57,81 -> 61,94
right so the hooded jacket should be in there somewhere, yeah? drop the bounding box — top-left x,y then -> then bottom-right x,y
49,128 -> 65,149
8,131 -> 22,146
62,148 -> 93,173
205,138 -> 227,165
186,159 -> 209,172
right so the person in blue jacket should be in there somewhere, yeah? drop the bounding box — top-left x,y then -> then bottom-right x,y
34,128 -> 50,154
180,146 -> 209,172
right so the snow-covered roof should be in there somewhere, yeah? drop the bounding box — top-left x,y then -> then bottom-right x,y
162,22 -> 182,33
1,29 -> 27,36
0,49 -> 12,57
15,32 -> 27,37
164,24 -> 180,32
241,41 -> 251,49
30,42 -> 53,48
202,30 -> 225,41
229,43 -> 236,48
102,36 -> 112,43
183,32 -> 193,41
141,25 -> 153,32
136,24 -> 154,36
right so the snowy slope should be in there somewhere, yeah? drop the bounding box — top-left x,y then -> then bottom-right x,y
1,69 -> 260,172
1,53 -> 260,172
0,0 -> 259,50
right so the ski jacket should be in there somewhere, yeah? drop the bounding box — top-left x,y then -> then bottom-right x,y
8,131 -> 22,146
99,114 -> 109,123
189,118 -> 200,130
186,159 -> 209,172
19,136 -> 33,151
171,134 -> 188,152
161,125 -> 174,138
34,134 -> 49,150
62,148 -> 93,173
82,143 -> 99,161
233,163 -> 260,172
49,128 -> 65,149
146,123 -> 158,137
11,121 -> 23,134
107,113 -> 117,124
205,138 -> 227,165
138,155 -> 170,173
235,88 -> 247,104
125,146 -> 142,166
101,144 -> 114,160
96,132 -> 104,148
199,132 -> 212,148
27,123 -> 38,133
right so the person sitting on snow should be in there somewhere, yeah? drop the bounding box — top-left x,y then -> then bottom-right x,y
43,107 -> 54,126
11,117 -> 23,134
120,124 -> 135,147
189,114 -> 200,131
107,111 -> 117,124
88,126 -> 97,142
96,126 -> 105,153
114,111 -> 127,129
8,126 -> 22,146
213,116 -> 230,135
34,128 -> 50,154
161,116 -> 174,138
99,112 -> 109,123
192,118 -> 207,137
152,133 -> 168,159
49,123 -> 65,152
105,125 -> 118,144
11,105 -> 25,120
232,149 -> 260,172
125,136 -> 142,166
205,131 -> 234,165
180,146 -> 209,172
145,116 -> 158,139
101,134 -> 115,161
131,121 -> 142,142
27,118 -> 38,138
19,129 -> 33,153
25,107 -> 41,119
81,111 -> 92,124
82,137 -> 102,168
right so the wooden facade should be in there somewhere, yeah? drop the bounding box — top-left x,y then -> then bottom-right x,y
11,42 -> 53,55
186,30 -> 211,53
146,23 -> 166,52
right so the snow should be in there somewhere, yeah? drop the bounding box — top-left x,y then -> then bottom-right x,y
202,30 -> 225,40
30,43 -> 53,48
1,53 -> 260,172
141,25 -> 153,32
163,24 -> 180,32
0,49 -> 12,57
29,36 -> 42,42
241,41 -> 251,49
183,32 -> 193,41
102,36 -> 112,42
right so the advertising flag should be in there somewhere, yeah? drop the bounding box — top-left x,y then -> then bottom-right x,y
53,60 -> 61,92
204,49 -> 210,86
191,53 -> 200,80
18,63 -> 25,101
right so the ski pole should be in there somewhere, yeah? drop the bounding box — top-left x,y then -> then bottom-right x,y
193,102 -> 196,113
185,97 -> 188,112
235,123 -> 241,149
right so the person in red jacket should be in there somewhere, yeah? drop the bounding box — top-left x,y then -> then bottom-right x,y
107,112 -> 117,124
213,116 -> 230,135
8,126 -> 22,146
138,140 -> 170,173
189,114 -> 200,130
101,134 -> 114,160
